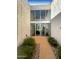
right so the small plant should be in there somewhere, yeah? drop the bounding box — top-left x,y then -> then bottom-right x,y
22,37 -> 36,47
56,46 -> 61,59
48,36 -> 59,48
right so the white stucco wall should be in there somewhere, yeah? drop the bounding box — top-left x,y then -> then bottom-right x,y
51,13 -> 61,44
17,0 -> 30,46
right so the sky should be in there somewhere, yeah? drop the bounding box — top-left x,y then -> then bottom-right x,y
28,0 -> 53,5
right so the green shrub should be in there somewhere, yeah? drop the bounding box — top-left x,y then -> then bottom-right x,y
18,37 -> 36,59
48,36 -> 59,48
48,36 -> 61,59
24,46 -> 34,59
56,46 -> 61,59
22,37 -> 36,47
17,46 -> 35,59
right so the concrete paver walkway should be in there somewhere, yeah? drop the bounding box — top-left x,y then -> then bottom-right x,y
33,36 -> 56,59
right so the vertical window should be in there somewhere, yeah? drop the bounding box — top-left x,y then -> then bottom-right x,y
31,10 -> 36,21
45,10 -> 48,17
36,10 -> 40,20
31,10 -> 51,21
31,23 -> 35,36
46,10 -> 51,18
41,10 -> 45,19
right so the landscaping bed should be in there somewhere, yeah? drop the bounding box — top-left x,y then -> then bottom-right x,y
17,37 -> 36,59
48,36 -> 61,59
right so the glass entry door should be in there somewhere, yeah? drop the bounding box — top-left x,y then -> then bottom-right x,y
41,23 -> 50,36
36,24 -> 41,35
31,23 -> 50,36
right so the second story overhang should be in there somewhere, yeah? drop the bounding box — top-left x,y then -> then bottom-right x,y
30,4 -> 51,10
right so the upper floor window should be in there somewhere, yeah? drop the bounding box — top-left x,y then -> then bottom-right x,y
31,10 -> 36,21
36,10 -> 40,19
41,10 -> 45,19
31,10 -> 51,21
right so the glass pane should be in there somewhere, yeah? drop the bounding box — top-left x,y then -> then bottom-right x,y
36,10 -> 40,20
41,10 -> 51,21
41,24 -> 45,36
41,10 -> 45,19
45,10 -> 48,17
41,23 -> 50,36
36,24 -> 40,35
31,10 -> 36,21
46,10 -> 51,19
31,23 -> 35,36
45,23 -> 50,36
31,10 -> 51,21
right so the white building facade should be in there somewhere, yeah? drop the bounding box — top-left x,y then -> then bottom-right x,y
17,0 -> 61,46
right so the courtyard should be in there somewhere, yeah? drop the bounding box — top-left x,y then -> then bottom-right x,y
33,36 -> 56,59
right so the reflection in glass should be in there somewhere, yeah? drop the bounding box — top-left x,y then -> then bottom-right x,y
31,23 -> 50,36
41,10 -> 45,19
36,10 -> 40,20
31,23 -> 35,36
41,23 -> 50,36
36,24 -> 40,35
31,10 -> 36,21
31,10 -> 51,21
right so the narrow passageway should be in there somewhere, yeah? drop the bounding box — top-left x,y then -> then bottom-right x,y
33,36 -> 56,59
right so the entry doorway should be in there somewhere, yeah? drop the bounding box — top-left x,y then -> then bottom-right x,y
31,23 -> 50,36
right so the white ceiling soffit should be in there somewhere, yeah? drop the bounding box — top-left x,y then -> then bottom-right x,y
51,0 -> 61,19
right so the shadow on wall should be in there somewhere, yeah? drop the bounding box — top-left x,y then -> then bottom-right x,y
51,13 -> 61,44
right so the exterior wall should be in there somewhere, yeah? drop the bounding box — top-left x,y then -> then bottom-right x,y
51,13 -> 61,44
51,0 -> 61,44
17,0 -> 30,46
17,0 -> 61,46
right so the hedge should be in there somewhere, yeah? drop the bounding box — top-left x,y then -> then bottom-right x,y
17,37 -> 36,59
48,36 -> 61,59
